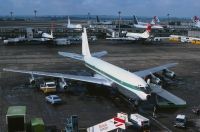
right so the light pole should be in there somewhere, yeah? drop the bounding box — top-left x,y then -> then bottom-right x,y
34,10 -> 37,18
118,11 -> 121,37
10,11 -> 13,18
167,13 -> 170,24
88,12 -> 90,20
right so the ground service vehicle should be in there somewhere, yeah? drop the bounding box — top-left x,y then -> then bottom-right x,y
40,81 -> 56,93
174,114 -> 187,128
129,113 -> 150,129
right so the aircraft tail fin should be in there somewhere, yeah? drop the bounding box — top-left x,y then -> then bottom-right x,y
68,16 -> 71,25
50,23 -> 54,38
145,24 -> 152,33
151,16 -> 160,25
141,24 -> 151,38
82,28 -> 91,57
133,15 -> 138,24
193,16 -> 200,24
50,30 -> 53,38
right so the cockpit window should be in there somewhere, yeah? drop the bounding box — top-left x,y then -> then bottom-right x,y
139,85 -> 151,94
139,87 -> 146,92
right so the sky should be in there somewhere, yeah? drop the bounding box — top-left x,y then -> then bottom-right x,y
0,0 -> 200,17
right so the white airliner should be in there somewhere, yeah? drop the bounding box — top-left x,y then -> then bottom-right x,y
106,24 -> 152,41
3,28 -> 178,102
65,16 -> 82,29
41,30 -> 53,40
192,16 -> 200,28
3,29 -> 54,44
30,29 -> 54,42
126,24 -> 152,40
3,36 -> 26,44
133,15 -> 163,29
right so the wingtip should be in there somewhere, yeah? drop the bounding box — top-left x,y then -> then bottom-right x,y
3,68 -> 11,71
58,51 -> 64,55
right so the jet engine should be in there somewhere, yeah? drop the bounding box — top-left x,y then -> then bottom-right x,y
59,81 -> 68,89
163,69 -> 176,78
146,73 -> 161,85
59,78 -> 68,89
29,77 -> 35,85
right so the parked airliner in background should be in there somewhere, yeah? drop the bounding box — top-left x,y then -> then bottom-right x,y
133,15 -> 163,29
65,16 -> 82,29
126,24 -> 152,40
3,28 -> 179,103
107,24 -> 152,41
192,16 -> 200,28
41,30 -> 54,40
30,29 -> 54,42
4,29 -> 54,44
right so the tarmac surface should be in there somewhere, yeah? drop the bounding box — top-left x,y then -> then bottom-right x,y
0,40 -> 200,132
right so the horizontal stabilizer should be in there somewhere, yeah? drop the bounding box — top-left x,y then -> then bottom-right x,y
58,51 -> 107,60
58,52 -> 84,61
91,51 -> 107,58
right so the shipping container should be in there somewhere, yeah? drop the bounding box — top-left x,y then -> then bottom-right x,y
6,106 -> 26,132
31,118 -> 45,132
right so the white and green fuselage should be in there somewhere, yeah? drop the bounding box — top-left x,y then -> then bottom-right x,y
81,28 -> 150,101
84,56 -> 151,100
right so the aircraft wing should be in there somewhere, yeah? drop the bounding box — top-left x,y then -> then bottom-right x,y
3,68 -> 113,86
133,63 -> 178,78
150,83 -> 186,106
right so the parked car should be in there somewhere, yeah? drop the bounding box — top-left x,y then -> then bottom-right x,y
45,95 -> 62,104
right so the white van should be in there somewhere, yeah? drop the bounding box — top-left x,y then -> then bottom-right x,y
129,113 -> 150,128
